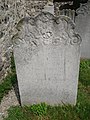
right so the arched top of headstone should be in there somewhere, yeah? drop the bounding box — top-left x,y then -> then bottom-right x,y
16,12 -> 75,28
12,12 -> 82,47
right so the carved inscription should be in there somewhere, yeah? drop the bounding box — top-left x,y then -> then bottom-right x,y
12,12 -> 82,105
12,12 -> 82,55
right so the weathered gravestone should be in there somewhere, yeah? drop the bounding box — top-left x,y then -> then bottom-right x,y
75,0 -> 90,59
12,12 -> 82,105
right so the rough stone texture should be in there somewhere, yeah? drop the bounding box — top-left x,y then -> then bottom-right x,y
0,0 -> 23,81
0,0 -> 13,81
0,0 -> 48,81
13,12 -> 81,105
54,1 -> 75,21
42,1 -> 54,14
75,0 -> 90,58
0,88 -> 19,119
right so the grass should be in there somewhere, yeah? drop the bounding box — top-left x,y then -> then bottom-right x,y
79,59 -> 90,86
4,82 -> 90,120
0,57 -> 90,120
0,53 -> 17,103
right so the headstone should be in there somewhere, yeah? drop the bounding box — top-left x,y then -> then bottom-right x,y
75,0 -> 90,59
12,12 -> 81,105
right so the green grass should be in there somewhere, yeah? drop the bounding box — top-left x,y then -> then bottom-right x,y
79,59 -> 90,86
30,103 -> 47,116
4,82 -> 90,120
0,53 -> 17,103
0,58 -> 90,120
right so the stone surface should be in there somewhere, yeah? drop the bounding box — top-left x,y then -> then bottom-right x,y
42,1 -> 54,14
13,12 -> 81,105
75,0 -> 90,58
0,88 -> 19,119
0,0 -> 48,81
54,1 -> 75,21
